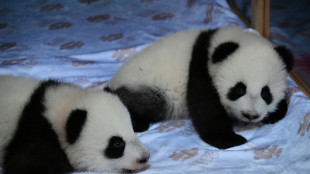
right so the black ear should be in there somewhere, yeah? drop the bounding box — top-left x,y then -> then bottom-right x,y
212,42 -> 239,63
66,109 -> 87,144
274,46 -> 294,72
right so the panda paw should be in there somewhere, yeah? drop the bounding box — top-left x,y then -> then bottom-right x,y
262,99 -> 288,124
132,120 -> 150,132
261,116 -> 278,124
205,133 -> 247,149
261,110 -> 285,124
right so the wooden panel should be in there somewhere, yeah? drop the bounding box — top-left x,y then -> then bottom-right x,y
251,0 -> 270,38
263,0 -> 270,38
290,70 -> 310,98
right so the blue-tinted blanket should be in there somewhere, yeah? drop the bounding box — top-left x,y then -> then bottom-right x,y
0,0 -> 309,173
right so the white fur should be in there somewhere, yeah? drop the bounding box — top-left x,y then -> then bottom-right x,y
0,75 -> 150,173
208,26 -> 287,122
109,29 -> 202,119
108,25 -> 288,123
44,86 -> 149,172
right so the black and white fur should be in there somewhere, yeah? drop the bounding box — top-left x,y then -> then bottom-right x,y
106,26 -> 294,149
0,75 -> 150,174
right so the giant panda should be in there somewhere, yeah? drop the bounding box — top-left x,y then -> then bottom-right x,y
106,25 -> 294,149
0,75 -> 150,174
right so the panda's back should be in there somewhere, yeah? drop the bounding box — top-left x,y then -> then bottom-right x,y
0,75 -> 40,163
108,30 -> 201,119
109,30 -> 201,89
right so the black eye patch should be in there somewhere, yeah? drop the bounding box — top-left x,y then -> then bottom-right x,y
261,86 -> 273,105
227,82 -> 247,101
104,136 -> 126,159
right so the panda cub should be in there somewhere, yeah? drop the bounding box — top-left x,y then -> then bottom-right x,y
106,25 -> 294,149
0,75 -> 150,174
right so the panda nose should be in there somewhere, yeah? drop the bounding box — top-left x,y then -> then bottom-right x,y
137,155 -> 150,164
243,113 -> 259,120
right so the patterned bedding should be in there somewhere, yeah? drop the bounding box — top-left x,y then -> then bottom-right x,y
0,0 -> 309,173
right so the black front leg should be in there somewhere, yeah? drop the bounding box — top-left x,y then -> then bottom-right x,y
262,99 -> 288,124
131,116 -> 151,132
189,95 -> 247,149
192,114 -> 247,149
187,79 -> 247,149
186,29 -> 246,149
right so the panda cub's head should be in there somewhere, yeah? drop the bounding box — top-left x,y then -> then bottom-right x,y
48,90 -> 150,173
209,26 -> 294,123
